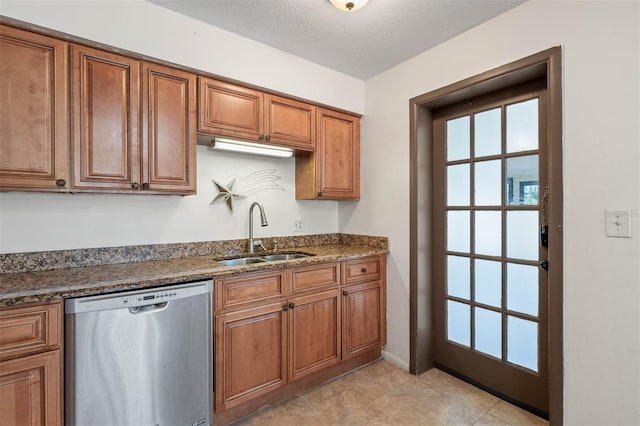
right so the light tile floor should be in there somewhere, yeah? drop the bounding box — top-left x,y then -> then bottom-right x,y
233,360 -> 548,426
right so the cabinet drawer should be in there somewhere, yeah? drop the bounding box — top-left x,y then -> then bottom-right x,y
215,270 -> 287,312
342,256 -> 382,285
0,302 -> 62,360
289,262 -> 339,294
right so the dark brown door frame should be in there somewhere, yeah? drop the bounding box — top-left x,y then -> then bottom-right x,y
409,47 -> 563,425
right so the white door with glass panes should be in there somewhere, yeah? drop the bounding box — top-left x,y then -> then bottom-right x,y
433,84 -> 549,416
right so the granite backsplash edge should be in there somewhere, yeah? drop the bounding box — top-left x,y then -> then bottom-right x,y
0,233 -> 388,274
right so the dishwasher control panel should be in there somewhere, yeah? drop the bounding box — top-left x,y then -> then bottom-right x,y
65,280 -> 213,314
122,291 -> 178,304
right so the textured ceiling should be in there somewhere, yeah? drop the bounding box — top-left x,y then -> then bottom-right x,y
148,0 -> 525,80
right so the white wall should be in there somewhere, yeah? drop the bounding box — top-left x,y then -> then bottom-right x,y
342,0 -> 639,424
0,0 -> 363,253
1,146 -> 338,252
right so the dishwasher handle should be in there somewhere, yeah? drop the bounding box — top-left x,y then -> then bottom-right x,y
128,302 -> 169,315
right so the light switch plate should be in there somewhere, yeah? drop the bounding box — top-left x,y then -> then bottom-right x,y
605,210 -> 631,238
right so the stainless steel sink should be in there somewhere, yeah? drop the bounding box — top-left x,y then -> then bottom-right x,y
218,257 -> 266,266
216,252 -> 313,266
260,253 -> 312,261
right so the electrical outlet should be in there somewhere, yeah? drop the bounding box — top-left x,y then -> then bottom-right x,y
293,219 -> 303,232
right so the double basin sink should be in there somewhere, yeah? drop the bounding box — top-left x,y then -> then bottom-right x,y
217,252 -> 313,266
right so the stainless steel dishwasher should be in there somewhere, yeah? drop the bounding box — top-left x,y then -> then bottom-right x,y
65,280 -> 213,426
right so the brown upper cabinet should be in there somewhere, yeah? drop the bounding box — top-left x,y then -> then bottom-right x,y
296,108 -> 360,200
0,25 -> 69,191
71,45 -> 197,194
198,77 -> 316,151
1,23 -> 360,198
0,23 -> 196,195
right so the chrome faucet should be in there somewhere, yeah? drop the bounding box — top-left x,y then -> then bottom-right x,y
248,202 -> 268,254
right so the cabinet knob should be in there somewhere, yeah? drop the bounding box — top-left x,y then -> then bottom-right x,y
317,191 -> 323,197
361,267 -> 368,273
343,290 -> 349,296
131,182 -> 139,190
289,303 -> 295,309
55,178 -> 66,187
265,135 -> 271,141
141,183 -> 150,190
259,135 -> 265,140
283,304 -> 289,311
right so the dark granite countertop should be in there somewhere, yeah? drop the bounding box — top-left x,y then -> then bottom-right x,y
0,244 -> 388,308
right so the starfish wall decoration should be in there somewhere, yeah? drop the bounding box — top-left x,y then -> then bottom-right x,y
212,169 -> 285,213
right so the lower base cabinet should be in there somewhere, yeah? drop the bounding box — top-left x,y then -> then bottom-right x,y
0,301 -> 62,426
214,256 -> 386,424
342,280 -> 386,359
0,351 -> 61,426
215,302 -> 287,410
288,289 -> 341,381
215,289 -> 342,411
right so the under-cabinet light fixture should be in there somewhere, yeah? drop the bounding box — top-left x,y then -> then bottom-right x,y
329,0 -> 369,12
210,138 -> 294,158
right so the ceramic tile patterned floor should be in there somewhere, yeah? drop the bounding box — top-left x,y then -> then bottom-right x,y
233,360 -> 548,426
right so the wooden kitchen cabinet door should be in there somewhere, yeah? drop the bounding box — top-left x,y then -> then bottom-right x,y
265,94 -> 316,151
296,108 -> 360,200
0,350 -> 61,426
142,62 -> 196,194
71,44 -> 140,191
288,289 -> 341,381
342,280 -> 386,360
198,78 -> 316,151
215,302 -> 287,412
198,77 -> 264,141
0,25 -> 68,191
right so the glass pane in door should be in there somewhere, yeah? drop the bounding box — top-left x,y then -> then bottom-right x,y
447,116 -> 470,161
474,108 -> 501,157
507,263 -> 538,316
506,155 -> 539,206
447,255 -> 470,299
475,211 -> 501,256
448,211 -> 470,253
448,164 -> 470,206
475,259 -> 502,308
475,307 -> 502,358
506,211 -> 538,260
475,160 -> 501,206
506,99 -> 538,153
448,300 -> 470,347
507,316 -> 538,372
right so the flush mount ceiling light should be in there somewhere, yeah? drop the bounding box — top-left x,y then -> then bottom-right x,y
210,138 -> 293,158
329,0 -> 369,12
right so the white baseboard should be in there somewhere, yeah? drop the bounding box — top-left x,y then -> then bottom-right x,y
381,349 -> 410,372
